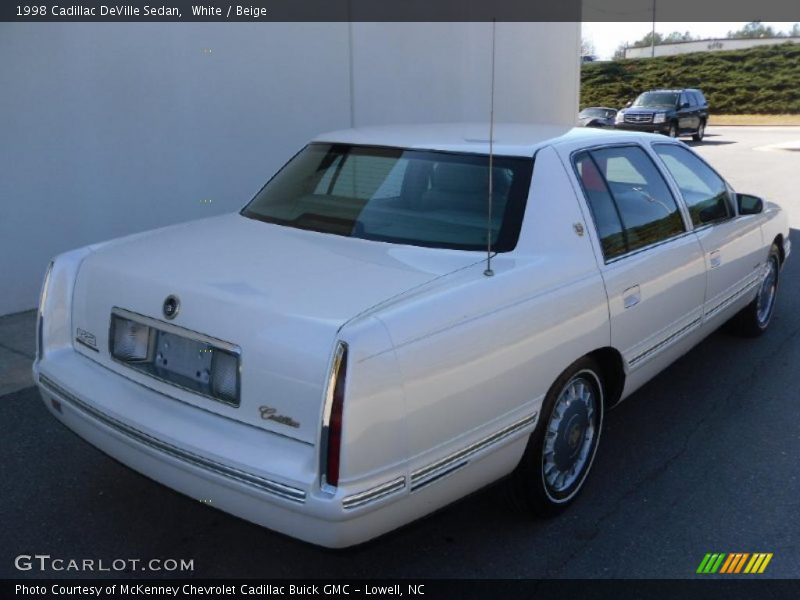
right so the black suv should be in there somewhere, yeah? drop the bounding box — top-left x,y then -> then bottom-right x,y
614,89 -> 709,141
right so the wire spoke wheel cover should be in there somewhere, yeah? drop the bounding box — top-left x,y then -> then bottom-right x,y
756,256 -> 778,327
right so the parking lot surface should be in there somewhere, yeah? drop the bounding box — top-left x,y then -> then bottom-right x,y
2,127 -> 799,579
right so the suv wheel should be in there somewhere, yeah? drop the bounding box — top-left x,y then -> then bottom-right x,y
667,122 -> 678,138
692,121 -> 706,142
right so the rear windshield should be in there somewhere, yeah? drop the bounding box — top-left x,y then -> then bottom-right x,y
242,144 -> 534,252
633,92 -> 679,108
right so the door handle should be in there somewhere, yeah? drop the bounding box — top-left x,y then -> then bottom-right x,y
623,285 -> 641,309
709,250 -> 721,269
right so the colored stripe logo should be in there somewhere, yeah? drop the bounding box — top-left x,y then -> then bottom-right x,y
697,553 -> 773,574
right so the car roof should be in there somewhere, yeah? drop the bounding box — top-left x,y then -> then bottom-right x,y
313,123 -> 651,157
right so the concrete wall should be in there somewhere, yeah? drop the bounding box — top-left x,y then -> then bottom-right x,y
0,22 -> 579,315
625,37 -> 800,59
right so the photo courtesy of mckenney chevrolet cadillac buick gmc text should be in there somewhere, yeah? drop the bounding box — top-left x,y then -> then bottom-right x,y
34,124 -> 790,547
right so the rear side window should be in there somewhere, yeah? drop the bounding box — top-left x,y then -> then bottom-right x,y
653,144 -> 732,226
574,154 -> 627,259
574,145 -> 685,260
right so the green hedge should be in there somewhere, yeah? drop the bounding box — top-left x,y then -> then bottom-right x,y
581,44 -> 800,114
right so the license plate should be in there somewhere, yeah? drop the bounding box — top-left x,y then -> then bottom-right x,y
109,309 -> 240,406
153,331 -> 214,387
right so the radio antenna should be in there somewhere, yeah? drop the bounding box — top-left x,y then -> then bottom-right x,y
484,19 -> 496,277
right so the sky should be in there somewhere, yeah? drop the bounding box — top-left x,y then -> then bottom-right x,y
582,22 -> 799,59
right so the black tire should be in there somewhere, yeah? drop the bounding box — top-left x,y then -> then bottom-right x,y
692,120 -> 706,142
510,356 -> 605,516
733,244 -> 781,337
667,122 -> 679,138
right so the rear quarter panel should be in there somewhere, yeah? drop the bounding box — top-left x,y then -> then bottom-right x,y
372,146 -> 610,480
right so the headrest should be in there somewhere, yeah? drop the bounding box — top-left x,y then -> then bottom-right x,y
580,159 -> 606,192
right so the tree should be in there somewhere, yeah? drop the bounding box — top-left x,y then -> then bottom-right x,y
790,23 -> 800,37
630,31 -> 663,48
581,37 -> 596,57
663,31 -> 695,43
629,31 -> 695,49
612,43 -> 628,60
727,21 -> 777,39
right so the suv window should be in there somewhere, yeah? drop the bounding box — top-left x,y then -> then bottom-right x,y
653,144 -> 732,226
692,91 -> 706,106
574,145 -> 686,260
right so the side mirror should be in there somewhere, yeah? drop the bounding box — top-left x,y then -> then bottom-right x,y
681,101 -> 690,109
737,193 -> 764,215
625,101 -> 632,108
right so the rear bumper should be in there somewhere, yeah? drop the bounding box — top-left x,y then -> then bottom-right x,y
33,349 -> 400,548
34,349 -> 529,548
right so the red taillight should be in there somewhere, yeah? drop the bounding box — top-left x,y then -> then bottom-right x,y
325,344 -> 348,488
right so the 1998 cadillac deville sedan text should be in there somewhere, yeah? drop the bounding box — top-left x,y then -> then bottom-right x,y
35,124 -> 790,547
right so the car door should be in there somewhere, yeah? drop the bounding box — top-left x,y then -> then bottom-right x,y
572,144 -> 706,372
694,91 -> 709,125
652,143 -> 765,321
677,92 -> 695,132
689,92 -> 703,129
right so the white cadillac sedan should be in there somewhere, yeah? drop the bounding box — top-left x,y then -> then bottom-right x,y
35,124 -> 790,548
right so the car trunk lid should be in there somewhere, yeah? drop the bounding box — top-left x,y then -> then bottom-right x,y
70,213 -> 479,444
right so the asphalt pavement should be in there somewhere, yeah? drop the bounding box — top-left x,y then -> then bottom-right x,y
2,127 -> 799,579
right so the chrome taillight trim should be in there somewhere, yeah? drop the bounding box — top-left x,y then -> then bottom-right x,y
38,374 -> 306,504
319,341 -> 347,493
410,412 -> 538,492
36,261 -> 54,361
342,476 -> 406,510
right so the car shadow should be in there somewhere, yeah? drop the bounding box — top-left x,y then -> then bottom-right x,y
686,140 -> 737,147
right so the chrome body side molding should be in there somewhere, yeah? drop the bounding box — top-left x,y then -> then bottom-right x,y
39,374 -> 307,504
410,412 -> 537,492
342,477 -> 406,510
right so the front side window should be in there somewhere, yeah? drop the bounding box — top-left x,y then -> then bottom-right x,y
242,144 -> 533,252
574,145 -> 685,260
653,144 -> 732,227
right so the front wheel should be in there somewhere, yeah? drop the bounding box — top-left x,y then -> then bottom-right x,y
733,244 -> 780,337
511,357 -> 604,515
667,122 -> 679,138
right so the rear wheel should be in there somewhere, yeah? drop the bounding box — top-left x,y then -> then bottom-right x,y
733,244 -> 780,337
692,121 -> 706,142
511,357 -> 604,515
